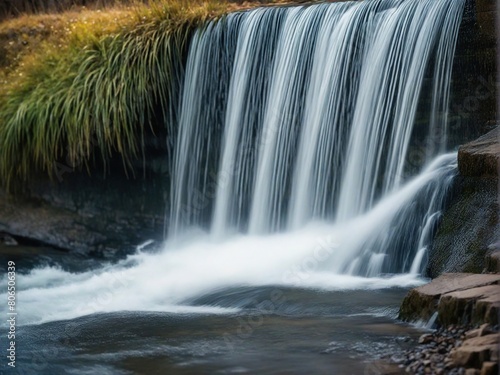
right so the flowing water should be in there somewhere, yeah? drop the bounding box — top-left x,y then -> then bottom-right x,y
170,0 -> 463,274
1,0 -> 466,373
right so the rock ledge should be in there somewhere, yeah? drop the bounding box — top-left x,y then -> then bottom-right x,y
458,127 -> 499,178
399,273 -> 500,325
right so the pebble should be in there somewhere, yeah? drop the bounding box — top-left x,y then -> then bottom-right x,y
386,325 -> 499,375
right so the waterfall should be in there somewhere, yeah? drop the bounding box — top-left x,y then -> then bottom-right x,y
0,0 -> 469,327
335,0 -> 463,220
169,0 -> 464,275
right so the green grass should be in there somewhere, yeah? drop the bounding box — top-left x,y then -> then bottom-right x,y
0,0 -> 231,187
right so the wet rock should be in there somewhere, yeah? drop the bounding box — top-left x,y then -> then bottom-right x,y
0,232 -> 18,246
0,173 -> 164,258
480,361 -> 498,375
399,273 -> 500,374
450,333 -> 499,369
485,251 -> 500,273
396,326 -> 467,374
439,285 -> 500,326
428,127 -> 499,277
450,344 -> 492,368
418,334 -> 434,344
399,273 -> 500,323
392,324 -> 499,375
457,127 -> 499,178
465,324 -> 493,339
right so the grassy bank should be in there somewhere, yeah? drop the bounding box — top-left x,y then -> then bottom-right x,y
0,0 -> 295,187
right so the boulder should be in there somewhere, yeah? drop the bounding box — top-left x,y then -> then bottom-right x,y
449,333 -> 499,369
480,361 -> 499,375
0,232 -> 18,246
465,324 -> 494,339
485,251 -> 500,273
458,127 -> 499,178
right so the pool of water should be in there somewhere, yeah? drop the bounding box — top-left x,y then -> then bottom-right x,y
1,239 -> 430,375
12,285 -> 424,375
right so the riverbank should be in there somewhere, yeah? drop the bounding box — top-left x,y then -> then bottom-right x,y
372,125 -> 500,374
394,272 -> 500,375
393,324 -> 498,375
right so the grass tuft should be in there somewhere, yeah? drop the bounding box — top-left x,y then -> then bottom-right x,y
0,0 -> 230,187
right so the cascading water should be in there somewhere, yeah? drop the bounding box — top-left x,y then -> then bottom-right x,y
6,0 -> 466,326
170,0 -> 464,272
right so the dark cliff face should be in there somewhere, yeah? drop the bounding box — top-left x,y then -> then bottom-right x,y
427,127 -> 499,277
425,0 -> 498,277
0,169 -> 170,257
448,0 -> 497,142
410,0 -> 497,160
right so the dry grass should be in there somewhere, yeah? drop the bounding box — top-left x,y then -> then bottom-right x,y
0,7 -> 139,80
0,0 -> 296,79
0,0 -> 137,20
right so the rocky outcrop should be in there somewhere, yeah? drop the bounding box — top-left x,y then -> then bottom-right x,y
399,273 -> 500,325
448,0 -> 497,145
399,274 -> 500,375
485,251 -> 500,273
427,0 -> 499,277
458,126 -> 499,178
450,332 -> 499,370
0,169 -> 168,257
428,127 -> 499,277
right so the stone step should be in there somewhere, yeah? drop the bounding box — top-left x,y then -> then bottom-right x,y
399,273 -> 500,325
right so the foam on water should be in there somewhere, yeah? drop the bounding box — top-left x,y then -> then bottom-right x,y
2,239 -> 423,325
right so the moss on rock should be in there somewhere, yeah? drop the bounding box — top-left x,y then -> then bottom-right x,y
427,127 -> 499,277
